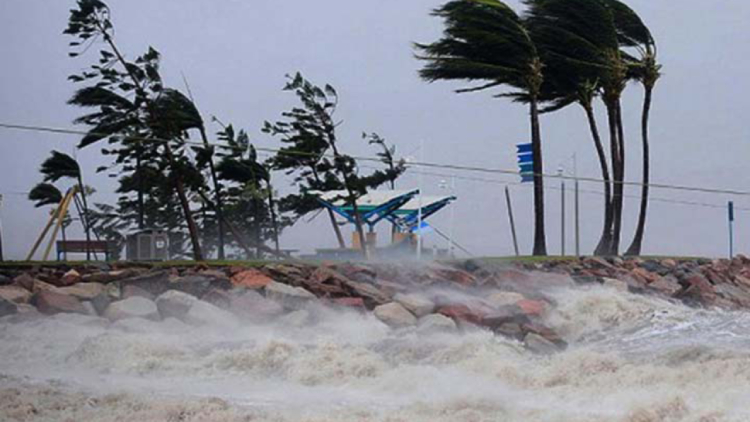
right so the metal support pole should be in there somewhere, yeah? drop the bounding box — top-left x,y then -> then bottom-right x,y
729,201 -> 735,259
505,186 -> 520,257
561,175 -> 566,257
0,194 -> 4,262
416,140 -> 424,260
575,179 -> 581,256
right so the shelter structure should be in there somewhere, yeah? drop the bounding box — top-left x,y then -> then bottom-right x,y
314,189 -> 457,251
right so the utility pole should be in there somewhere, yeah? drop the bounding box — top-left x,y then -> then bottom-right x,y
728,201 -> 735,258
573,154 -> 581,256
559,167 -> 565,256
504,186 -> 520,257
0,194 -> 4,262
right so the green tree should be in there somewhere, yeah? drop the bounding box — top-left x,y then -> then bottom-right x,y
416,0 -> 548,256
36,151 -> 94,259
65,0 -> 205,260
266,74 -> 401,258
214,124 -> 288,258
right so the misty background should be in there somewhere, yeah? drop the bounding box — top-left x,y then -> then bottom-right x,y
0,0 -> 749,260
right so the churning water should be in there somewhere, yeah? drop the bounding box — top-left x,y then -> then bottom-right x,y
1,282 -> 750,422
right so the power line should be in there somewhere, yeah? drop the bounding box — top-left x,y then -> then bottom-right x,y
2,121 -> 750,197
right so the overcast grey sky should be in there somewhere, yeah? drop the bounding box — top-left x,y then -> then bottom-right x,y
1,0 -> 749,260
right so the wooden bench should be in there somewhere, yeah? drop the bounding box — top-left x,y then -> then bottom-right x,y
56,240 -> 115,261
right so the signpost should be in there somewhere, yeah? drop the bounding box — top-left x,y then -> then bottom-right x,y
517,143 -> 534,183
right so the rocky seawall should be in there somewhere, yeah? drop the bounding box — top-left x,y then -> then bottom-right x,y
2,255 -> 750,353
2,257 -> 750,421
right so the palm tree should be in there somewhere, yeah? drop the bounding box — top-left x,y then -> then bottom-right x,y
605,0 -> 661,256
416,0 -> 548,256
38,152 -> 94,260
525,0 -> 627,255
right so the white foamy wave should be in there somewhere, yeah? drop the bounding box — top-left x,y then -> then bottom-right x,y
2,281 -> 750,421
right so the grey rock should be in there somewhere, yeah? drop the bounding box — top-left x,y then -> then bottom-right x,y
104,297 -> 159,322
56,283 -> 105,301
265,281 -> 316,310
524,333 -> 560,354
183,299 -> 236,326
155,290 -> 197,320
373,302 -> 417,328
230,290 -> 284,322
417,313 -> 457,333
0,285 -> 32,304
90,292 -> 111,316
394,293 -> 435,317
32,290 -> 87,315
0,297 -> 17,318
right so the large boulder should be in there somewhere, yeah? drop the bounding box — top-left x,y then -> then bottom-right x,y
183,300 -> 236,326
56,283 -> 105,301
265,281 -> 316,310
119,271 -> 171,297
104,297 -> 159,322
417,313 -> 457,333
230,290 -> 285,322
0,285 -> 32,304
344,280 -> 391,308
373,302 -> 417,328
59,269 -> 81,286
0,297 -> 17,318
155,290 -> 197,320
32,290 -> 87,315
201,288 -> 233,310
155,290 -> 235,326
393,293 -> 435,317
13,273 -> 37,291
121,284 -> 155,301
524,333 -> 560,354
170,275 -> 225,298
231,269 -> 274,290
486,291 -> 526,308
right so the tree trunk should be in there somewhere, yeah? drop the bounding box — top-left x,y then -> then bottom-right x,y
100,31 -> 203,260
530,98 -> 547,256
311,167 -> 346,248
266,184 -> 281,257
604,100 -> 622,256
198,127 -> 226,260
165,145 -> 204,261
136,151 -> 145,229
76,175 -> 92,261
583,103 -> 613,256
625,84 -> 653,256
611,101 -> 626,255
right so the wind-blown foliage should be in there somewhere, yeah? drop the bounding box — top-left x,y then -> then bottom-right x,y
265,73 -> 404,256
65,0 -> 207,260
416,0 -> 548,255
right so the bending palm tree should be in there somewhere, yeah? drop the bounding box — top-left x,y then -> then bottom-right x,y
525,0 -> 626,255
602,0 -> 661,256
416,0 -> 548,256
38,152 -> 93,260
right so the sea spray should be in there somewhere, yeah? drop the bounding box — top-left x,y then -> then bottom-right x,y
2,269 -> 750,421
